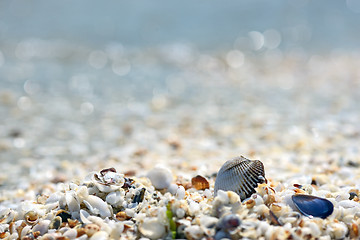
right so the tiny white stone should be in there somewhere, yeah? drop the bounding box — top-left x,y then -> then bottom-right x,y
147,166 -> 173,189
168,183 -> 178,195
176,186 -> 186,199
203,189 -> 212,198
125,208 -> 135,218
176,208 -> 186,218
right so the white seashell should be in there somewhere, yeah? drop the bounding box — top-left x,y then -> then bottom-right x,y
32,220 -> 50,235
108,222 -> 125,238
0,208 -> 15,224
20,225 -> 32,238
147,166 -> 173,189
125,208 -> 135,218
139,217 -> 166,239
338,200 -> 359,208
105,191 -> 121,206
92,172 -> 124,193
83,195 -> 112,218
46,192 -> 64,204
65,191 -> 80,213
63,228 -> 78,239
89,231 -> 109,240
214,156 -> 266,200
76,186 -> 89,201
80,209 -> 92,224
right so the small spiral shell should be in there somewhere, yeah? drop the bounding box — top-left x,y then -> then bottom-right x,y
214,156 -> 266,200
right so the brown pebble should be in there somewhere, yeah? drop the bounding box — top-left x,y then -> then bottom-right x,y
0,232 -> 8,238
116,211 -> 131,221
191,175 -> 210,190
245,199 -> 255,209
351,223 -> 359,238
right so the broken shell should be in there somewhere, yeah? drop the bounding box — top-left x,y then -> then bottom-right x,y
56,210 -> 72,222
83,195 -> 112,218
292,194 -> 334,219
32,220 -> 50,235
49,216 -> 62,229
0,209 -> 15,224
65,191 -> 80,213
191,175 -> 210,190
214,156 -> 266,200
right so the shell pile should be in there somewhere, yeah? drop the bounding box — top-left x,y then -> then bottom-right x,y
2,160 -> 358,240
214,156 -> 266,200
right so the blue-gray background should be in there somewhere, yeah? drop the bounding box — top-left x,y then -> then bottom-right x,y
1,0 -> 360,51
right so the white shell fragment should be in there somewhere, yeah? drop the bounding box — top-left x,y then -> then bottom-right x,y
83,195 -> 112,218
214,156 -> 266,200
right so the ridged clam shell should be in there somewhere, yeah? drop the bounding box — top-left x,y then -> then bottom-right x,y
214,156 -> 266,200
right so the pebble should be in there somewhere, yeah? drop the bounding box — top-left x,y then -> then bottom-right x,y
147,166 -> 173,189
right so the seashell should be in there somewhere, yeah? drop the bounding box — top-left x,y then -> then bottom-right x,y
0,208 -> 15,224
32,220 -> 50,235
92,171 -> 125,193
24,211 -> 39,225
191,175 -> 210,190
80,210 -> 92,224
49,216 -> 62,230
65,191 -> 80,213
20,225 -> 32,238
292,194 -> 334,219
89,231 -> 109,240
63,228 -> 78,239
214,156 -> 266,201
83,195 -> 112,218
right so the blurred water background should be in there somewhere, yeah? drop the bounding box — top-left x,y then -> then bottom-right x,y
1,0 -> 360,189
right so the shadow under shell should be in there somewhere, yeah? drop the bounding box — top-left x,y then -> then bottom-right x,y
292,194 -> 334,219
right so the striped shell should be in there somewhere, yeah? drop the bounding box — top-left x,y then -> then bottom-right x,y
214,156 -> 266,201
